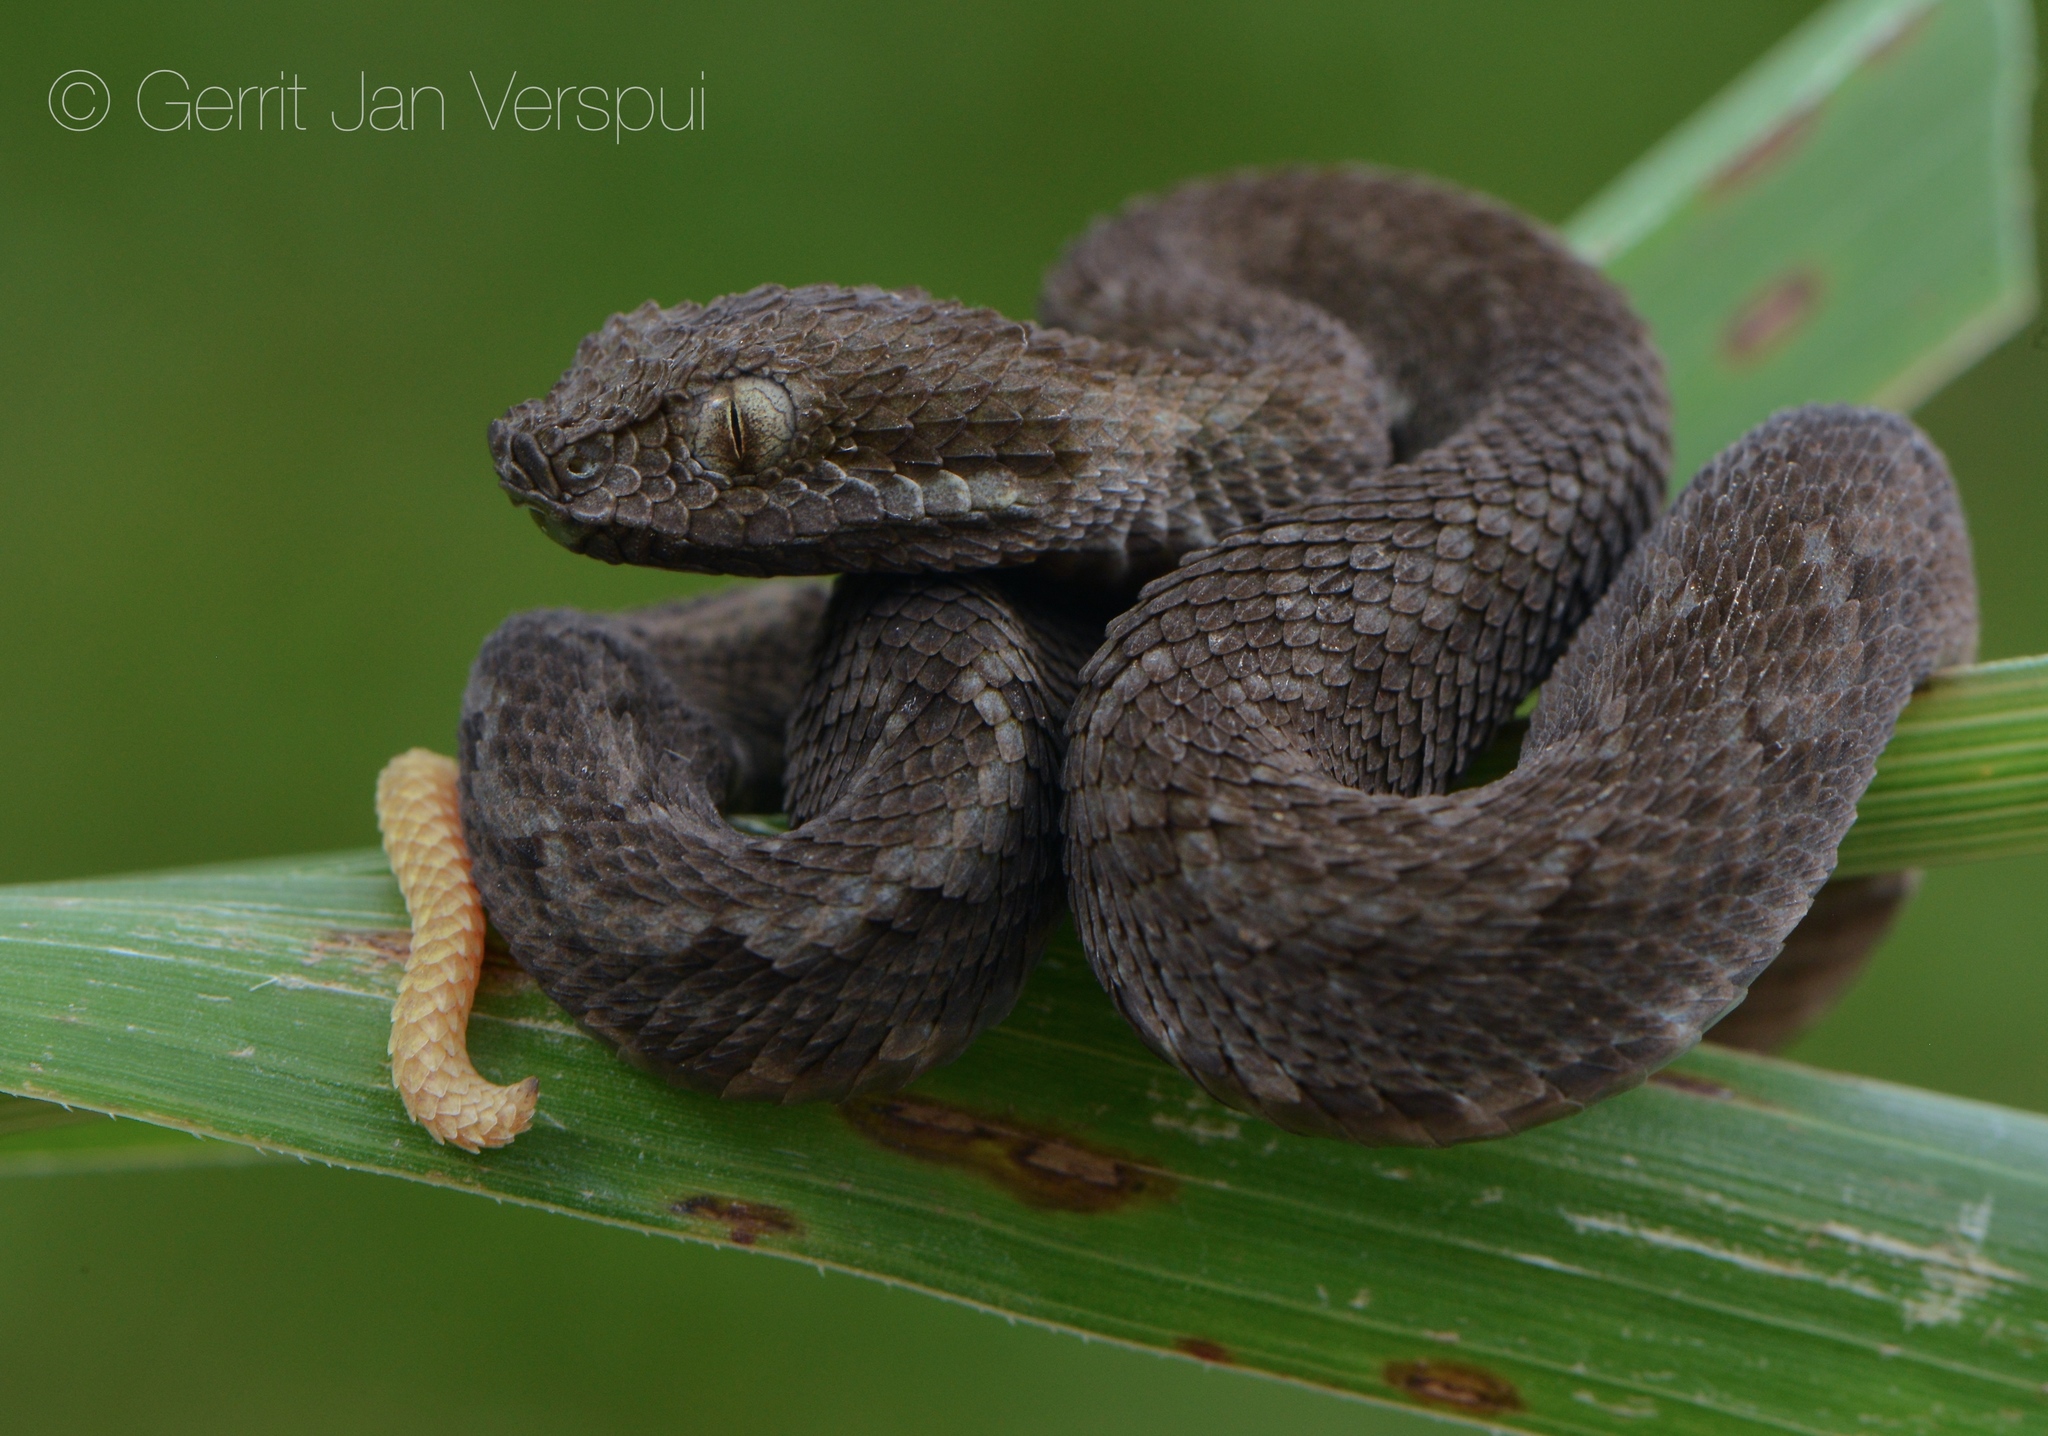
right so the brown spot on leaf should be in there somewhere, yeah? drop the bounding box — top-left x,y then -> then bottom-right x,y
1723,270 -> 1824,365
1649,1069 -> 1735,1100
1709,107 -> 1820,198
1384,1359 -> 1524,1416
671,1194 -> 802,1246
842,1094 -> 1174,1213
309,928 -> 411,970
1174,1337 -> 1233,1364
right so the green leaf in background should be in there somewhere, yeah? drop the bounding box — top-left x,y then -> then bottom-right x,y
1569,0 -> 2038,481
1521,0 -> 2048,877
1840,654 -> 2048,873
8,857 -> 2048,1434
3,1 -> 2043,1433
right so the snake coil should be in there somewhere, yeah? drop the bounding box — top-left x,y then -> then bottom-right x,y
457,168 -> 1974,1145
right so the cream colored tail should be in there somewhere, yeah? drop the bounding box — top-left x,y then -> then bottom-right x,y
375,748 -> 537,1151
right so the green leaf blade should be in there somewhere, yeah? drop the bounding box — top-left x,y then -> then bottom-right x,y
1456,656 -> 2048,876
1570,0 -> 2037,481
1840,658 -> 2048,874
8,855 -> 2048,1433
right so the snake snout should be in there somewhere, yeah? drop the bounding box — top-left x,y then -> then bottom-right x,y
488,416 -> 602,556
489,418 -> 561,501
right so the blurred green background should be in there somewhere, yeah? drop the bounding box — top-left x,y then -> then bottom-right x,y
3,2 -> 2044,1431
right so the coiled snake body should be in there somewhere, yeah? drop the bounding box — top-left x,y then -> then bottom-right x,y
455,168 -> 1975,1147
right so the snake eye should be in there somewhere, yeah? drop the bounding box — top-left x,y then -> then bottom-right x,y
690,376 -> 796,477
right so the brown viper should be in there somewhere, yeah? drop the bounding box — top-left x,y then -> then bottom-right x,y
445,167 -> 1974,1148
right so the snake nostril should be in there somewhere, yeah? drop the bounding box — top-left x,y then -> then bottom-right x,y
507,429 -> 560,498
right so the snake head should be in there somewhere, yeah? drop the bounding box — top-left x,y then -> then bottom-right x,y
490,283 -> 1126,577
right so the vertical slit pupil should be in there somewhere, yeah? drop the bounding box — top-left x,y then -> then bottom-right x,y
726,400 -> 747,469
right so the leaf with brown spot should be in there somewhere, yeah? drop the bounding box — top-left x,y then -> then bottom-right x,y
1648,1069 -> 1736,1100
842,1094 -> 1173,1213
1573,0 -> 2033,476
1384,1360 -> 1524,1416
308,927 -> 410,972
1722,269 -> 1825,365
1708,106 -> 1821,198
670,1195 -> 802,1246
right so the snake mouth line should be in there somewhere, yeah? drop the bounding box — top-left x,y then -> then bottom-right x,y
492,438 -> 1069,577
508,492 -> 710,570
523,501 -> 597,556
497,482 -> 861,575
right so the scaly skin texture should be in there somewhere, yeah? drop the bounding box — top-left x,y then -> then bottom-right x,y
375,750 -> 538,1150
445,166 -> 1974,1143
1067,410 -> 1975,1144
459,577 -> 1095,1099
